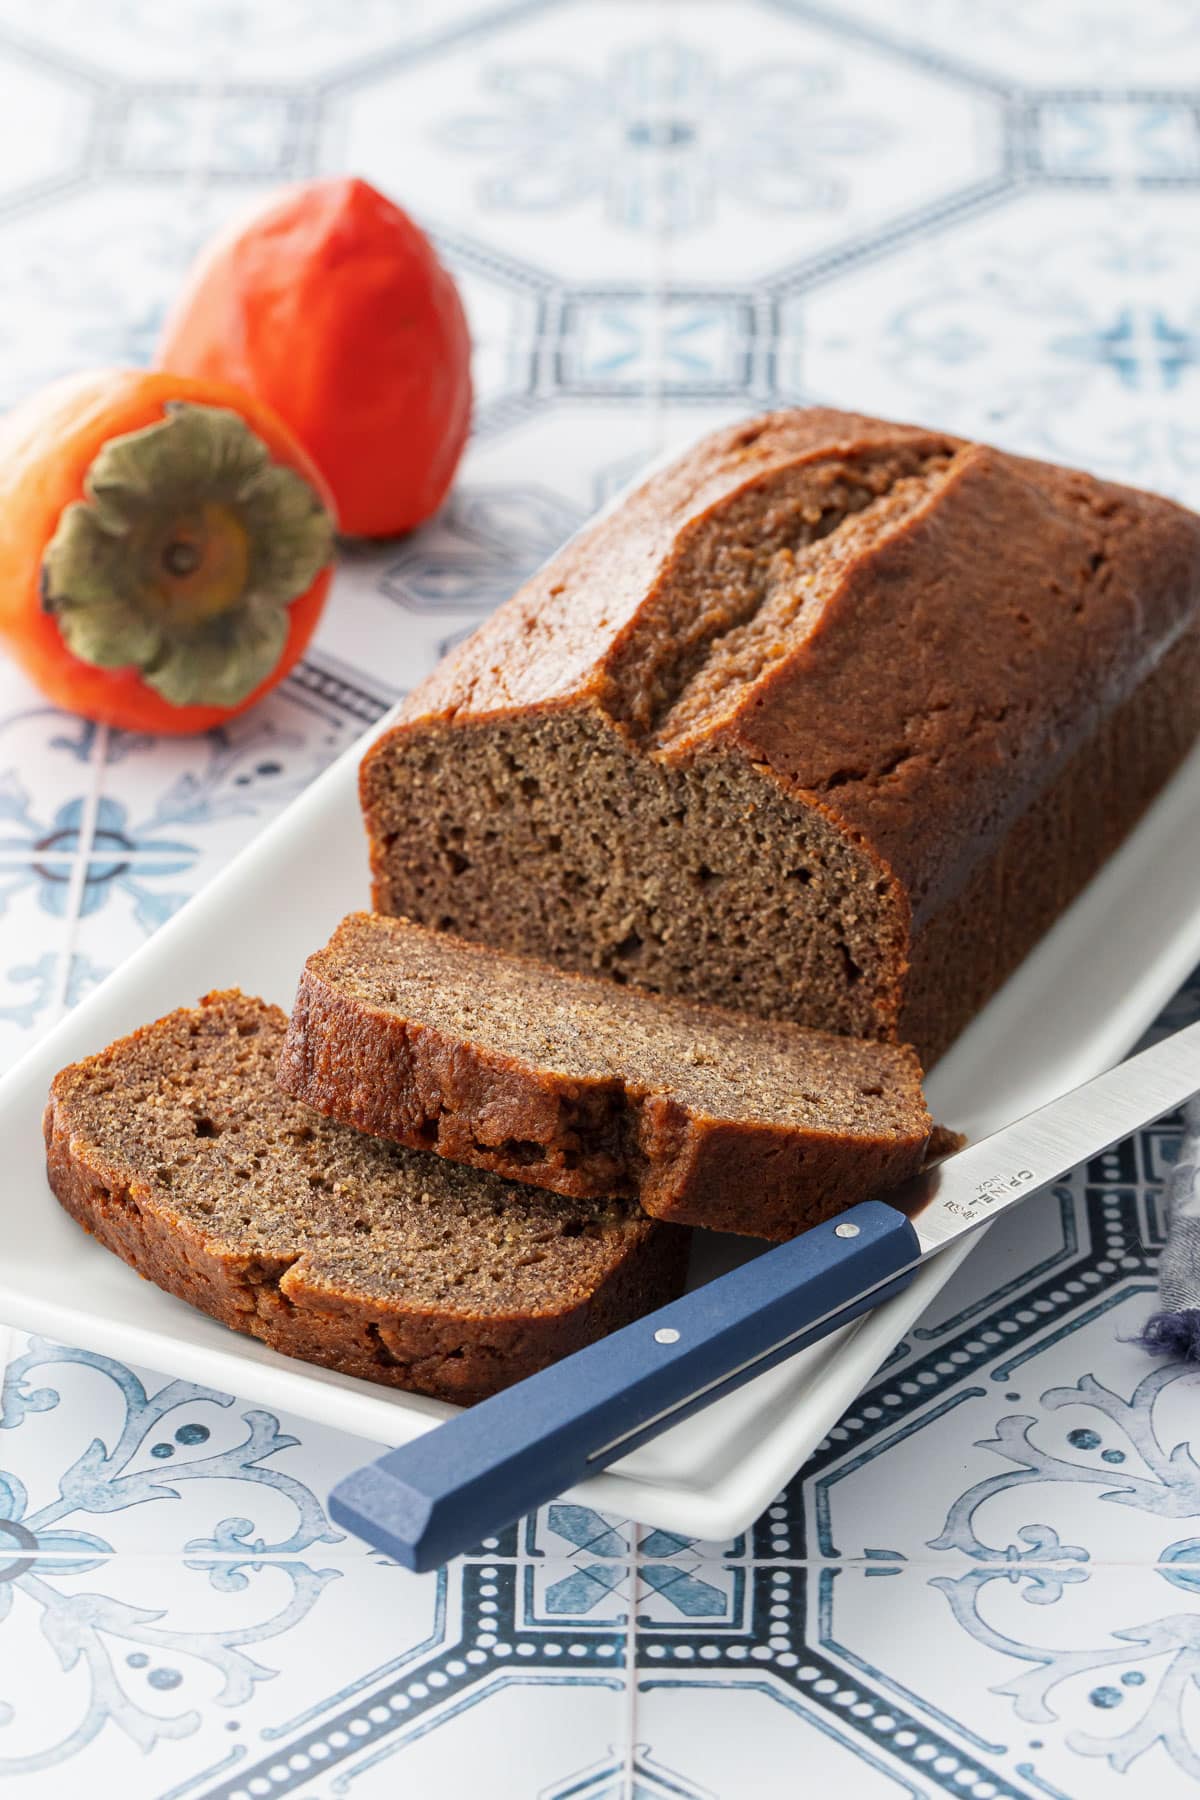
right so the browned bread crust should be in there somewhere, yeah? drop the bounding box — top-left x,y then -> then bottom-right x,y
360,408 -> 1200,1062
44,992 -> 688,1404
278,912 -> 932,1241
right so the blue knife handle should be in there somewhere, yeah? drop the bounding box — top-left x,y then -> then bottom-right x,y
329,1199 -> 920,1572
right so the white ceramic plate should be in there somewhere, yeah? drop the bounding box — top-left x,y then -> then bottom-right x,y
3,716 -> 1199,1544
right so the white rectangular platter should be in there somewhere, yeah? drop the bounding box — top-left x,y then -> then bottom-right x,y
3,714 -> 1199,1544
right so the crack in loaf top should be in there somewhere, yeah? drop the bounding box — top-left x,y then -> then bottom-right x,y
390,407 -> 1200,918
409,409 -> 958,723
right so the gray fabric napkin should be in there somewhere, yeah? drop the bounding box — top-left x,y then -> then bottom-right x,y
1138,1093 -> 1200,1360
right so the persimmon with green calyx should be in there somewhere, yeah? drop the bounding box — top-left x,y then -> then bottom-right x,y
156,177 -> 472,538
0,369 -> 336,734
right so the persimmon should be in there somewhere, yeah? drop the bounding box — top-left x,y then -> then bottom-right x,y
0,369 -> 336,734
156,177 -> 472,539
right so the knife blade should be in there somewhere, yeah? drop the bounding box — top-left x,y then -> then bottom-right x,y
329,1017 -> 1200,1572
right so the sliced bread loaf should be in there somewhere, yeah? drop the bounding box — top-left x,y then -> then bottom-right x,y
277,913 -> 933,1240
44,991 -> 688,1403
360,408 -> 1200,1063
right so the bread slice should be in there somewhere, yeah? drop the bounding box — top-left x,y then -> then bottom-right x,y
44,992 -> 688,1404
277,913 -> 933,1241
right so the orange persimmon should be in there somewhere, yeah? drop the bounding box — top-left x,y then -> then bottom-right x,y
0,368 -> 336,734
156,177 -> 472,539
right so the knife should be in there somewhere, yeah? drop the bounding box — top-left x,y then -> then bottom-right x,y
328,1018 -> 1200,1572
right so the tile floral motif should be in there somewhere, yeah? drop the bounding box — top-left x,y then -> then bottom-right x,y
0,1338 -> 341,1559
0,1339 -> 339,1778
925,1364 -> 1200,1782
937,1561 -> 1200,1780
0,946 -> 106,1034
439,41 -> 891,234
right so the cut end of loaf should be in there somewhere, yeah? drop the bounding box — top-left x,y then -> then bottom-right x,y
361,711 -> 909,1045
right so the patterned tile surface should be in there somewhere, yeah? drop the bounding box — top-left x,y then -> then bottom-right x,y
0,1 -> 1198,1793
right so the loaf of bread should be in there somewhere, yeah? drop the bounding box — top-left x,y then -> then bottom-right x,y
361,408 -> 1200,1062
44,992 -> 688,1403
277,912 -> 932,1240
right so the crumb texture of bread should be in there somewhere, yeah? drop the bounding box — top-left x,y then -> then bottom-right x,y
44,992 -> 689,1404
279,913 -> 932,1240
360,407 -> 1200,1063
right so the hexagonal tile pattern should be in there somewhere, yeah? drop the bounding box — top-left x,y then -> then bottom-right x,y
323,0 -> 1008,291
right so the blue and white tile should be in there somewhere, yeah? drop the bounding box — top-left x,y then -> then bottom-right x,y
152,1552 -> 628,1799
0,180 -> 282,411
50,666 -> 379,972
773,1105 -> 1183,1583
0,1548 -> 446,1800
638,1558 -> 1200,1799
634,1674 -> 933,1800
0,1331 -> 374,1562
102,86 -> 314,183
1030,97 -> 1200,185
472,399 -> 662,515
376,479 -> 583,623
555,291 -> 772,404
649,400 -> 786,464
522,1506 -> 750,1636
441,247 -> 545,433
0,0 -> 1199,1792
908,1183 -> 1084,1350
320,0 -> 667,287
0,682 -> 104,855
814,1298 -> 1196,1568
654,0 -> 1005,289
793,189 -> 1200,498
0,684 -> 98,1062
831,1561 -> 1200,1799
331,1677 -> 630,1800
805,1145 -> 1172,1564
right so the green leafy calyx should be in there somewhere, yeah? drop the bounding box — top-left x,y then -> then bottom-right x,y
42,402 -> 334,708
